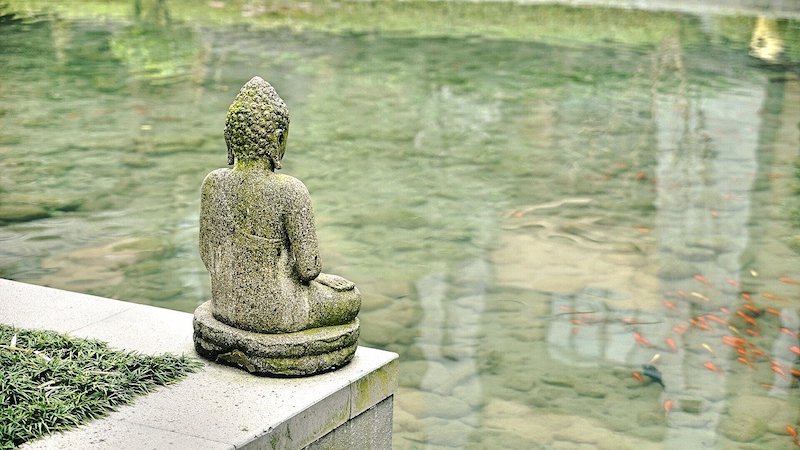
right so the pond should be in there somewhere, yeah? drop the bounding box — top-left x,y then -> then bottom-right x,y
1,1 -> 799,448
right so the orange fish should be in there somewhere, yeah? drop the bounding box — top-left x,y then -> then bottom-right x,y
704,361 -> 722,373
766,308 -> 780,316
742,304 -> 761,314
720,307 -> 730,314
763,292 -> 787,301
633,332 -> 652,347
790,346 -> 800,356
779,277 -> 800,285
663,300 -> 676,310
771,363 -> 787,378
689,318 -> 711,331
694,274 -> 710,285
663,399 -> 673,415
736,357 -> 753,368
725,278 -> 740,288
781,328 -> 799,339
665,338 -> 677,352
632,371 -> 643,382
787,425 -> 797,439
746,328 -> 761,337
672,324 -> 689,335
706,314 -> 727,325
736,310 -> 757,327
741,293 -> 753,302
792,369 -> 800,378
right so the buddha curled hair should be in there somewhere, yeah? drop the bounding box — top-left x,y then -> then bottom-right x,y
224,76 -> 289,169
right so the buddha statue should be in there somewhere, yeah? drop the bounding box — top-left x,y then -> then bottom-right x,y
193,76 -> 361,376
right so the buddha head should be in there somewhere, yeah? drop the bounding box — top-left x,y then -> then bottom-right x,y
224,76 -> 289,170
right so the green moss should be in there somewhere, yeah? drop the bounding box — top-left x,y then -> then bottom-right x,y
0,324 -> 201,448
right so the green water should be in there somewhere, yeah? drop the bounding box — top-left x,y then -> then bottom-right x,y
1,1 -> 800,448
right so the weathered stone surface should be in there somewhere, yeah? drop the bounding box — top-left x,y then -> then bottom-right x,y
193,301 -> 358,376
194,76 -> 361,376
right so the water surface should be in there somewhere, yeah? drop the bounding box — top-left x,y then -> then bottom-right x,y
1,2 -> 799,448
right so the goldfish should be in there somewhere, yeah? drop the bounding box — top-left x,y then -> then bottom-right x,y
787,425 -> 797,439
763,292 -> 787,301
689,318 -> 711,331
705,314 -> 727,325
771,364 -> 788,379
736,357 -> 753,368
722,335 -> 746,347
746,328 -> 761,337
742,304 -> 761,315
663,300 -> 676,310
665,337 -> 677,353
765,308 -> 780,316
704,361 -> 722,373
632,371 -> 643,382
741,293 -> 753,302
779,277 -> 800,285
663,399 -> 673,415
781,328 -> 799,339
672,324 -> 689,335
736,310 -> 757,327
694,274 -> 710,285
792,369 -> 800,378
790,346 -> 800,356
725,278 -> 740,288
633,332 -> 652,347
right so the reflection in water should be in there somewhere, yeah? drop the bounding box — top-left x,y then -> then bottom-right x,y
751,16 -> 784,63
1,3 -> 799,449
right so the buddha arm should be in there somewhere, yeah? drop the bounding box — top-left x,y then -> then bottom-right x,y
285,179 -> 321,283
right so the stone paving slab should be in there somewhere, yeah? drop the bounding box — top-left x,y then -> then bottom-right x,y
0,278 -> 398,449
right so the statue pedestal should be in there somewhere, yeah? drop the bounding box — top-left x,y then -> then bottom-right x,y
193,300 -> 360,376
1,279 -> 398,449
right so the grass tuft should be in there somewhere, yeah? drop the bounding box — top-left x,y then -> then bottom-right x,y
0,324 -> 201,448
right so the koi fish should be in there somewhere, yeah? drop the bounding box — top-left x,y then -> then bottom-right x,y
690,292 -> 710,302
663,300 -> 676,310
725,278 -> 739,288
762,292 -> 787,301
781,328 -> 799,339
632,371 -> 643,382
741,293 -> 753,302
766,308 -> 780,316
694,274 -> 710,285
742,304 -> 761,315
736,310 -> 757,327
779,277 -> 800,285
746,328 -> 761,337
642,364 -> 664,388
792,369 -> 800,378
736,357 -> 753,368
790,346 -> 800,356
788,425 -> 798,439
689,318 -> 711,331
702,343 -> 714,354
771,363 -> 787,378
704,361 -> 722,373
663,399 -> 673,415
633,332 -> 652,347
705,314 -> 727,326
665,337 -> 677,353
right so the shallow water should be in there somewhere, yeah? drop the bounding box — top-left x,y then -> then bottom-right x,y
1,2 -> 799,448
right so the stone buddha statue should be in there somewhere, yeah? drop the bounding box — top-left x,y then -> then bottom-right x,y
193,76 -> 361,376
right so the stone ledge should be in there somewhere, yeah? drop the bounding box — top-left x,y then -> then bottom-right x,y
0,278 -> 398,449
